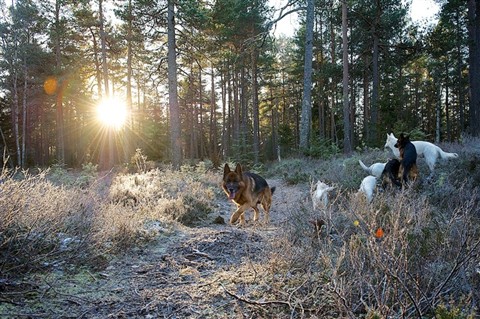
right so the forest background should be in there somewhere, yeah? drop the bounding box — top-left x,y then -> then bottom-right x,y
0,0 -> 479,170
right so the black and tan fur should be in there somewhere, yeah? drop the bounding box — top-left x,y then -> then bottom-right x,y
222,163 -> 275,225
381,158 -> 401,189
394,133 -> 419,185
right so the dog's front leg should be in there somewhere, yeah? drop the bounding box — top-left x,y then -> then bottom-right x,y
230,204 -> 249,226
252,206 -> 260,222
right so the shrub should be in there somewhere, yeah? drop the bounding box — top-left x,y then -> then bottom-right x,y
0,169 -> 101,276
264,176 -> 479,318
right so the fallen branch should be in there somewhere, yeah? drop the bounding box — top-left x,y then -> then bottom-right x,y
222,284 -> 291,308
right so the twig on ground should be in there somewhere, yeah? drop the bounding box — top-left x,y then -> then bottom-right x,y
222,284 -> 291,308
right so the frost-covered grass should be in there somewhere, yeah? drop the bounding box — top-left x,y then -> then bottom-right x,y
1,137 -> 479,318
264,137 -> 480,318
0,162 -> 223,278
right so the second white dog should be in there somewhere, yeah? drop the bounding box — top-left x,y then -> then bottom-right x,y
359,175 -> 377,203
359,159 -> 386,178
311,181 -> 335,210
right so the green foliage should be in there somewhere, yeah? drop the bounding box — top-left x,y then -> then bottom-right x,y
306,138 -> 341,159
229,137 -> 256,168
48,162 -> 97,188
407,128 -> 428,140
435,303 -> 476,319
76,162 -> 98,188
278,124 -> 297,156
269,158 -> 310,184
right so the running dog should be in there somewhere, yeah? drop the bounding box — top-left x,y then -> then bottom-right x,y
222,163 -> 275,225
359,159 -> 386,178
384,132 -> 458,174
394,133 -> 419,185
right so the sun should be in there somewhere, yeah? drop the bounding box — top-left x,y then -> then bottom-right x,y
96,97 -> 128,129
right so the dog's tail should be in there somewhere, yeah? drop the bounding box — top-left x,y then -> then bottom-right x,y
358,160 -> 371,174
271,186 -> 276,195
439,148 -> 458,159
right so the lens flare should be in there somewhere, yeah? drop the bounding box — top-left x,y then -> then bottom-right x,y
96,97 -> 128,129
44,76 -> 57,95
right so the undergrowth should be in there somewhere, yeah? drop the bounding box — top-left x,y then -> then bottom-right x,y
0,162 -> 222,278
1,138 -> 479,318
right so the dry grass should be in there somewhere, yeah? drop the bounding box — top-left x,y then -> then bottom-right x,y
1,139 -> 479,318
97,166 -> 220,251
263,138 -> 480,318
268,186 -> 479,318
0,163 -> 222,277
0,168 -> 102,275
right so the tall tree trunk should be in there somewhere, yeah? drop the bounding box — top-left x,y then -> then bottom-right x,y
329,6 -> 336,142
363,54 -> 370,141
89,27 -> 103,95
210,66 -> 218,165
99,0 -> 109,97
167,0 -> 182,168
317,11 -> 326,140
221,72 -> 227,159
198,70 -> 205,159
13,69 -> 20,167
251,49 -> 260,163
435,80 -> 441,144
455,6 -> 466,132
468,0 -> 480,137
299,0 -> 314,151
11,2 -> 21,167
233,67 -> 240,148
370,0 -> 381,145
342,0 -> 352,154
55,0 -> 65,165
0,125 -> 12,168
371,31 -> 379,145
21,56 -> 27,168
98,0 -> 113,168
445,62 -> 451,141
125,0 -> 133,161
240,65 -> 248,153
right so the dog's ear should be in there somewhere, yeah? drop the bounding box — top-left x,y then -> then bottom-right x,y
235,163 -> 243,175
223,163 -> 231,176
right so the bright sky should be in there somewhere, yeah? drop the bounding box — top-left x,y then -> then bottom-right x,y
270,0 -> 440,37
409,0 -> 440,24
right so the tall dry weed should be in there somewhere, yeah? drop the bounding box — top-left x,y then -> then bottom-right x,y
0,169 -> 101,276
264,138 -> 480,318
96,165 -> 220,251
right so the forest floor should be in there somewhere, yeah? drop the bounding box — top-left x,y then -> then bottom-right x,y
2,178 -> 311,319
3,139 -> 480,318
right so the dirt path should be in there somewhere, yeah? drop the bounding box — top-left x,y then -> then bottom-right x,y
88,178 -> 309,318
8,179 -> 310,318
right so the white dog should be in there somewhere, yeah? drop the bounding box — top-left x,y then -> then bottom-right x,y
311,181 -> 335,210
384,133 -> 458,173
358,159 -> 386,178
359,175 -> 377,203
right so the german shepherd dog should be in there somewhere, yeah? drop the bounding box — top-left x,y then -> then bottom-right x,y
384,132 -> 458,175
394,133 -> 419,186
381,158 -> 401,189
222,163 -> 276,225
